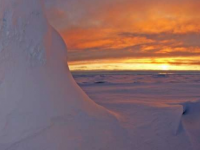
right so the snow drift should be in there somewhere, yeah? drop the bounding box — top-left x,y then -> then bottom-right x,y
180,100 -> 200,150
0,0 -> 200,150
0,0 -> 128,149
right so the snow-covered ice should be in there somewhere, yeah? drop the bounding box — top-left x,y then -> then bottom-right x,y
73,71 -> 200,103
73,71 -> 200,150
0,0 -> 200,149
0,0 -> 127,149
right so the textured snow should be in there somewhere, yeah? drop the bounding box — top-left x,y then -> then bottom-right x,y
74,72 -> 200,150
0,0 -> 126,149
0,0 -> 200,149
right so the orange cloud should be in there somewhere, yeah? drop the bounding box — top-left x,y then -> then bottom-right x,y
46,0 -> 200,70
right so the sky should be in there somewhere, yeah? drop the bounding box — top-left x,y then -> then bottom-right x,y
45,0 -> 200,71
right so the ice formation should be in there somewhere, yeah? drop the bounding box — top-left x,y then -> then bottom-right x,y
0,0 -> 127,149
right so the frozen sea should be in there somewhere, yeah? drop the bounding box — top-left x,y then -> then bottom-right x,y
72,70 -> 200,150
72,70 -> 200,104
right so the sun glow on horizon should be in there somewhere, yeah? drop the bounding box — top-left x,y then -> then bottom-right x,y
68,60 -> 200,71
161,64 -> 169,70
68,56 -> 200,71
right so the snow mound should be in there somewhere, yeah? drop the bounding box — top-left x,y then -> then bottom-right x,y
180,100 -> 200,150
0,0 -> 128,149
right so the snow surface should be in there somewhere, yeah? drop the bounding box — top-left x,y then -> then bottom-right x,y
73,71 -> 200,150
73,72 -> 200,150
0,0 -> 200,149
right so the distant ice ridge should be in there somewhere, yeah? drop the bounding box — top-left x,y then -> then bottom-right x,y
73,72 -> 200,85
0,0 -> 199,150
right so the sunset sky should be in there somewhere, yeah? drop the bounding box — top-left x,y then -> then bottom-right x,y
45,0 -> 200,71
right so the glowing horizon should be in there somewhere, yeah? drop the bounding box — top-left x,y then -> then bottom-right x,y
68,56 -> 200,71
46,0 -> 200,71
